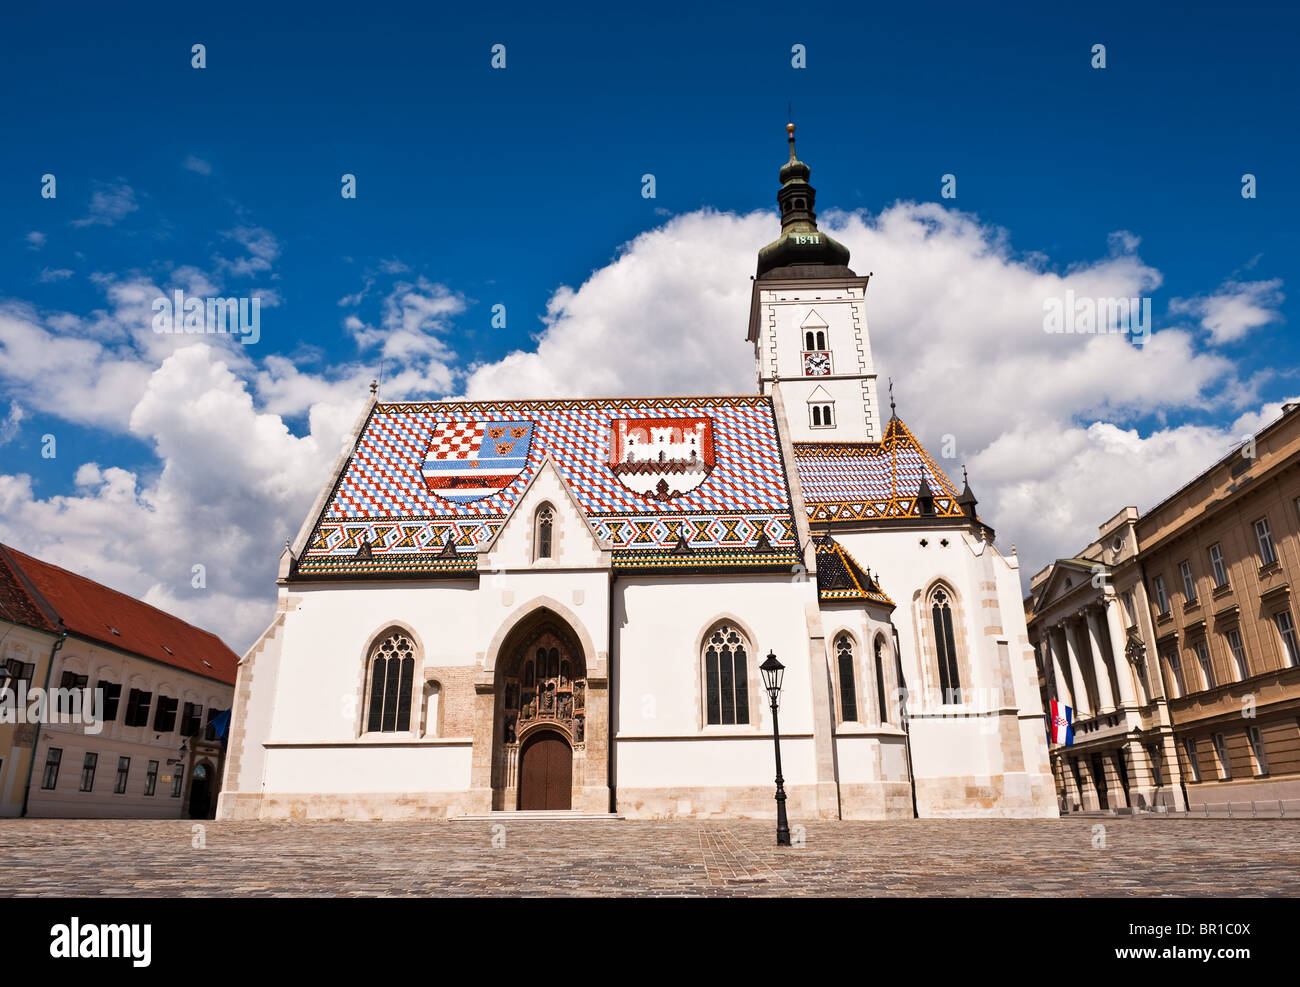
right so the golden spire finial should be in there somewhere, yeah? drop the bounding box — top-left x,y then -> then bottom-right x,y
786,121 -> 797,162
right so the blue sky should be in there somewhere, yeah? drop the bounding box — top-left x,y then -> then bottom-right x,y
0,1 -> 1295,648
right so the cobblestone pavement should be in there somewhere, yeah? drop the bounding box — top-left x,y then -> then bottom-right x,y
1,817 -> 1298,896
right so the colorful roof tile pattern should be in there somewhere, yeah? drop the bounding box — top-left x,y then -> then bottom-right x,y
299,397 -> 801,575
793,416 -> 967,523
0,544 -> 239,684
813,535 -> 894,607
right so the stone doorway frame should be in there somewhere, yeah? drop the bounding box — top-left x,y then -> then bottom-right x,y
471,597 -> 609,813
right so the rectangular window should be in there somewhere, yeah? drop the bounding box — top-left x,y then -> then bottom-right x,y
204,707 -> 220,742
153,695 -> 179,733
1153,576 -> 1169,615
1194,640 -> 1215,690
2,659 -> 36,693
181,702 -> 204,737
56,670 -> 89,713
144,760 -> 159,797
1226,628 -> 1249,680
1247,726 -> 1269,776
171,767 -> 184,798
124,688 -> 153,727
80,752 -> 98,792
41,747 -> 62,790
1212,733 -> 1232,780
1180,561 -> 1197,602
1167,650 -> 1186,697
1208,543 -> 1228,588
114,756 -> 130,795
1254,517 -> 1278,565
1121,589 -> 1136,627
1275,611 -> 1300,667
1182,737 -> 1201,782
98,682 -> 122,722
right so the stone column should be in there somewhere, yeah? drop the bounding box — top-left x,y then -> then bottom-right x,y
1104,597 -> 1137,705
1063,620 -> 1092,716
1048,626 -> 1074,709
1084,608 -> 1116,712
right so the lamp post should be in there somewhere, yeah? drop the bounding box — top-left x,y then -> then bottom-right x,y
759,651 -> 790,847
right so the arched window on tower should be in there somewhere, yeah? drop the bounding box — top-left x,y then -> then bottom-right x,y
929,586 -> 962,703
810,403 -> 834,428
812,406 -> 822,427
835,634 -> 858,722
535,504 -> 554,560
804,330 -> 815,351
815,330 -> 826,350
365,630 -> 416,733
703,623 -> 751,726
874,636 -> 889,724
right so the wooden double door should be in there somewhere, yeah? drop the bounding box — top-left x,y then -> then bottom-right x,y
518,730 -> 572,810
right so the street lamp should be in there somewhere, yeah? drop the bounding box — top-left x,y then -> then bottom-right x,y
759,651 -> 791,847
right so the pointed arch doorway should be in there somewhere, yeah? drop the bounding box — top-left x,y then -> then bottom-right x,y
518,730 -> 572,810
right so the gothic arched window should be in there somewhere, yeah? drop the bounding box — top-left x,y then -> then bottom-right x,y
366,631 -> 416,733
835,634 -> 858,722
815,330 -> 826,349
874,636 -> 889,724
812,405 -> 822,427
703,623 -> 750,726
804,330 -> 815,350
535,504 -> 554,560
929,586 -> 962,703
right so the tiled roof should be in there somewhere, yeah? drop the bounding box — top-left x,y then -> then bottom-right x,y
794,416 -> 967,523
813,535 -> 894,607
299,396 -> 801,575
0,547 -> 59,634
0,545 -> 239,685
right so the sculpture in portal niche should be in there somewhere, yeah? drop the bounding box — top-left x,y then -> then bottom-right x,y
559,693 -> 573,719
575,715 -> 585,743
574,681 -> 585,709
542,681 -> 555,713
505,715 -> 517,744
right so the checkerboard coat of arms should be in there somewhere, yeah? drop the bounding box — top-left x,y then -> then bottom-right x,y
421,420 -> 534,503
608,416 -> 715,500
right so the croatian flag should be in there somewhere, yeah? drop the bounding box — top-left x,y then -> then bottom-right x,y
1047,700 -> 1074,746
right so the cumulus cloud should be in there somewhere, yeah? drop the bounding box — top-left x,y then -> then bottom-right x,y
71,182 -> 139,227
36,267 -> 74,283
0,199 -> 1288,650
0,400 -> 23,445
1169,278 -> 1285,345
25,231 -> 45,250
183,155 -> 213,175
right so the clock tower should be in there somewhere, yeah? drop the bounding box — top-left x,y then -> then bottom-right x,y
746,124 -> 882,443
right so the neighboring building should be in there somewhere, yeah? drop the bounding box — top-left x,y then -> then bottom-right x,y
0,545 -> 238,818
218,125 -> 1056,822
1028,404 -> 1300,813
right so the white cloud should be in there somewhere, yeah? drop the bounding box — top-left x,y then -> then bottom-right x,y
0,400 -> 23,445
183,155 -> 213,175
71,182 -> 139,228
36,267 -> 74,283
215,226 -> 281,277
25,232 -> 45,250
1169,278 -> 1285,344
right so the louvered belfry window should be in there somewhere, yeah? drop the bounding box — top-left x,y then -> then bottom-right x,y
367,632 -> 415,733
704,624 -> 750,725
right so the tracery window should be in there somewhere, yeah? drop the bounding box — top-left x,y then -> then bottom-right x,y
536,504 -> 554,559
930,586 -> 962,703
836,634 -> 858,722
366,631 -> 415,733
704,623 -> 750,726
874,636 -> 889,724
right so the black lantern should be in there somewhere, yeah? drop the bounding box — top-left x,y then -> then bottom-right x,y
759,652 -> 785,703
760,651 -> 791,846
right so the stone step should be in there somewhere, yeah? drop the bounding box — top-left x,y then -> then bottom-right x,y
450,810 -> 625,822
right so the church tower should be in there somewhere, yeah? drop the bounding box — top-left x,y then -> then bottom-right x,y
747,123 -> 883,443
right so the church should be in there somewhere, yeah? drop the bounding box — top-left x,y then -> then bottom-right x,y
217,126 -> 1057,821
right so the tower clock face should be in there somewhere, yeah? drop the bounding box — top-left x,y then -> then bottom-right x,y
803,351 -> 831,376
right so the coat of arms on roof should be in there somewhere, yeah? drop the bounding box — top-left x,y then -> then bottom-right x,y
421,419 -> 534,504
607,416 -> 715,500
